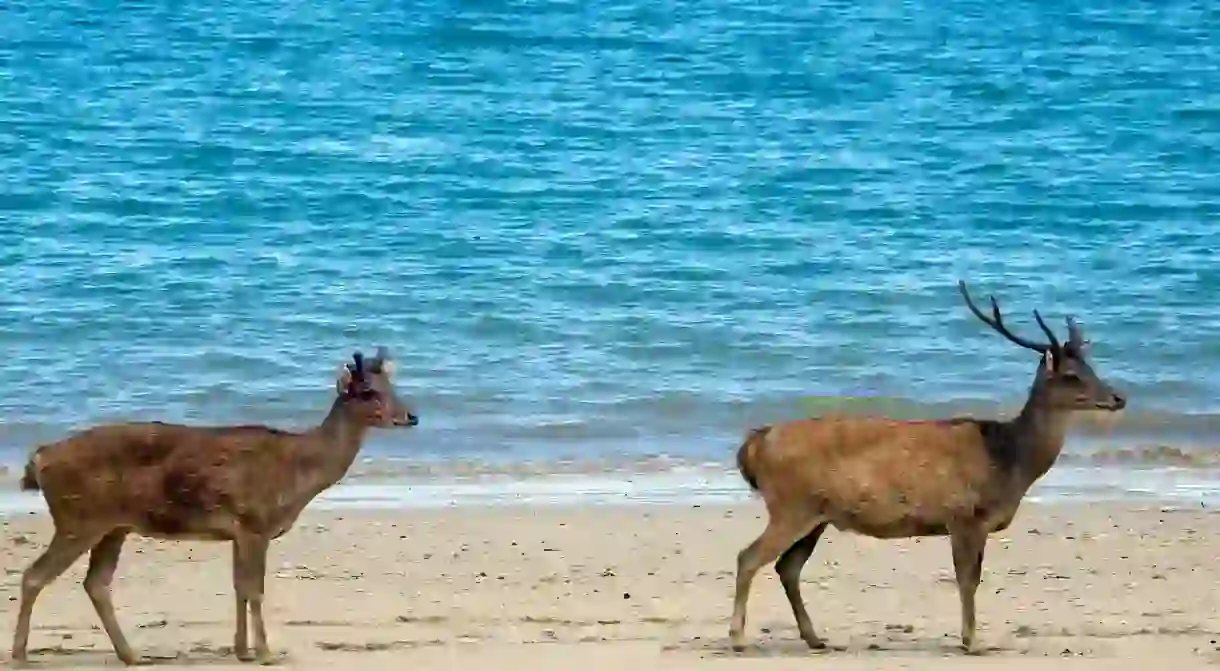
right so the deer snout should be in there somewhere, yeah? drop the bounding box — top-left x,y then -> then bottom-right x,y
399,412 -> 419,427
1096,390 -> 1126,411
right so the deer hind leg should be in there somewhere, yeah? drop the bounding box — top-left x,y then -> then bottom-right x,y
83,531 -> 140,665
236,534 -> 277,665
232,541 -> 253,662
775,522 -> 830,649
949,527 -> 988,654
11,530 -> 100,665
729,511 -> 824,652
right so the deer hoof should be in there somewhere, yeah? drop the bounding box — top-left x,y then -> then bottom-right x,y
115,648 -> 146,666
803,635 -> 827,650
256,649 -> 287,666
235,649 -> 255,662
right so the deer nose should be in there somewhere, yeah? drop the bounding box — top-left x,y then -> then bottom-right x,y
407,413 -> 420,426
1109,392 -> 1127,411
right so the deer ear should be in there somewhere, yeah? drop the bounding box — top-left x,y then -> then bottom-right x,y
381,359 -> 395,377
335,365 -> 353,395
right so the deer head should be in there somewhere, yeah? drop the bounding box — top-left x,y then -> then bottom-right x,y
958,281 -> 1126,413
334,347 -> 419,428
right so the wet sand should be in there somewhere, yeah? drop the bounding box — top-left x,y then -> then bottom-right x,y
3,502 -> 1220,669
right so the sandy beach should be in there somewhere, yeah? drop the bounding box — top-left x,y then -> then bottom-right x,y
3,501 -> 1220,669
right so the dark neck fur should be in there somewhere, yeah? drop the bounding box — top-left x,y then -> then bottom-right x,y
988,372 -> 1073,484
292,396 -> 370,497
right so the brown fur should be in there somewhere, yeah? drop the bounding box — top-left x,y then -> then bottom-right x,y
24,421 -> 348,541
728,283 -> 1127,655
737,415 -> 1016,540
10,349 -> 417,667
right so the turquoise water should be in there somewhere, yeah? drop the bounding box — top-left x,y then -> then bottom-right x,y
2,0 -> 1219,500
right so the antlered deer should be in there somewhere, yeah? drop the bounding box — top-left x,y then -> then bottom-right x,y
729,281 -> 1127,654
11,348 -> 417,666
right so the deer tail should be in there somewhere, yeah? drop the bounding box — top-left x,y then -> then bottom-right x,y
19,454 -> 40,491
736,425 -> 771,492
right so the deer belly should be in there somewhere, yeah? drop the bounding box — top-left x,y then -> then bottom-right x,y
819,481 -> 974,538
823,491 -> 954,537
139,530 -> 234,542
135,521 -> 236,542
136,506 -> 242,541
830,511 -> 950,538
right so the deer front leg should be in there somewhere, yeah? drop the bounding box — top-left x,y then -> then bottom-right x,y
950,527 -> 988,654
232,542 -> 252,662
236,535 -> 278,665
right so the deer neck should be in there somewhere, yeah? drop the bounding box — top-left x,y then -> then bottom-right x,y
296,397 -> 371,492
1007,391 -> 1072,484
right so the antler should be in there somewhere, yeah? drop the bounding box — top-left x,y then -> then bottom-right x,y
1032,311 -> 1062,353
957,280 -> 1051,354
1065,316 -> 1088,353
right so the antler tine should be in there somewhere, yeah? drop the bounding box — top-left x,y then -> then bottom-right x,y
1032,310 -> 1062,353
957,280 -> 1049,353
958,280 -> 998,328
1065,316 -> 1087,351
987,296 -> 1003,328
989,296 -> 1052,352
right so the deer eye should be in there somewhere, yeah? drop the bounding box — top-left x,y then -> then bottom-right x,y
1062,372 -> 1083,383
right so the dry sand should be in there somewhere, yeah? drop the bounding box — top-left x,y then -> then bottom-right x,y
2,501 -> 1220,669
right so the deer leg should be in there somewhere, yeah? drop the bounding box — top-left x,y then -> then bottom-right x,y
232,541 -> 253,662
237,535 -> 277,665
83,531 -> 140,665
950,527 -> 988,654
11,530 -> 99,664
775,522 -> 829,649
729,514 -> 823,652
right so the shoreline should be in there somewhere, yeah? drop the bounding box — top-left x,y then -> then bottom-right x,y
4,464 -> 1220,516
3,502 -> 1220,669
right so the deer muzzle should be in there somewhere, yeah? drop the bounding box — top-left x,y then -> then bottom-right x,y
1098,392 -> 1127,411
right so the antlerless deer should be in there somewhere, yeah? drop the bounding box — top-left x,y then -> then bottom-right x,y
11,348 -> 418,666
729,281 -> 1127,654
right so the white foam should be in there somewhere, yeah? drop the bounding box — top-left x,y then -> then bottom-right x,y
5,467 -> 1220,516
